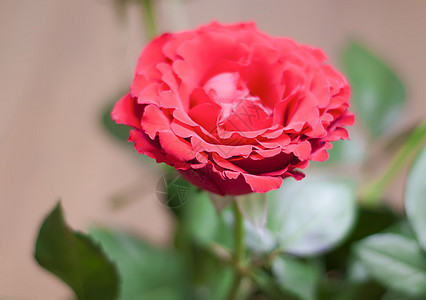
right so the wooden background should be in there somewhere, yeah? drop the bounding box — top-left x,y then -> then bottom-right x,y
1,0 -> 425,298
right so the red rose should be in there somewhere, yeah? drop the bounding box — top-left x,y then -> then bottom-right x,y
112,22 -> 354,195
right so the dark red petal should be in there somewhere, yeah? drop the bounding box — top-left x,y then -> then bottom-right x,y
231,152 -> 295,175
179,164 -> 253,195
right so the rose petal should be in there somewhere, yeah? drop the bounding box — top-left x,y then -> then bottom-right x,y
141,104 -> 171,139
286,140 -> 312,161
191,135 -> 253,159
242,173 -> 282,193
129,129 -> 167,163
159,131 -> 195,161
111,94 -> 143,129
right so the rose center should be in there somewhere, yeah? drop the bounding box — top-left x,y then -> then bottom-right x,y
203,72 -> 272,130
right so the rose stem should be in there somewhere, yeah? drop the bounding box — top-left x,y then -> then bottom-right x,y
361,119 -> 426,207
140,0 -> 157,39
227,200 -> 245,299
207,243 -> 287,299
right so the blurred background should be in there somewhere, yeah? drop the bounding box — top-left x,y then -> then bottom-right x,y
1,0 -> 425,299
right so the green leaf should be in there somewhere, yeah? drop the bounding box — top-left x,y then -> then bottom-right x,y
89,228 -> 191,300
405,146 -> 426,251
236,193 -> 267,230
272,255 -> 319,300
172,190 -> 234,299
324,134 -> 365,165
190,252 -> 234,300
34,203 -> 120,300
155,172 -> 193,218
331,280 -> 386,300
101,100 -> 131,144
356,233 -> 426,296
324,206 -> 397,272
244,219 -> 276,253
208,193 -> 234,212
183,191 -> 221,245
346,259 -> 372,284
171,190 -> 235,299
181,190 -> 232,248
342,42 -> 405,137
382,290 -> 426,300
383,220 -> 417,240
268,177 -> 356,256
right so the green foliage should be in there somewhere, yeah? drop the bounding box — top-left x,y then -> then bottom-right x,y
405,146 -> 426,250
167,184 -> 235,299
236,193 -> 268,235
156,171 -> 194,218
324,206 -> 397,272
266,178 -> 356,256
323,135 -> 365,165
100,96 -> 161,169
34,203 -> 120,300
101,100 -> 131,144
382,290 -> 426,300
89,228 -> 191,300
327,279 -> 385,300
272,255 -> 319,300
178,189 -> 233,248
33,36 -> 426,300
343,42 -> 405,137
189,251 -> 234,300
355,233 -> 426,296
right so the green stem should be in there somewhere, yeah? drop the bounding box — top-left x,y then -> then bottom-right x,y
227,201 -> 245,300
248,268 -> 295,299
233,201 -> 245,264
207,243 -> 289,299
361,119 -> 426,206
140,0 -> 157,39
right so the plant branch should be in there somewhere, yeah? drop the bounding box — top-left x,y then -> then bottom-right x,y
140,0 -> 157,39
207,242 -> 289,299
226,201 -> 245,299
361,119 -> 426,206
